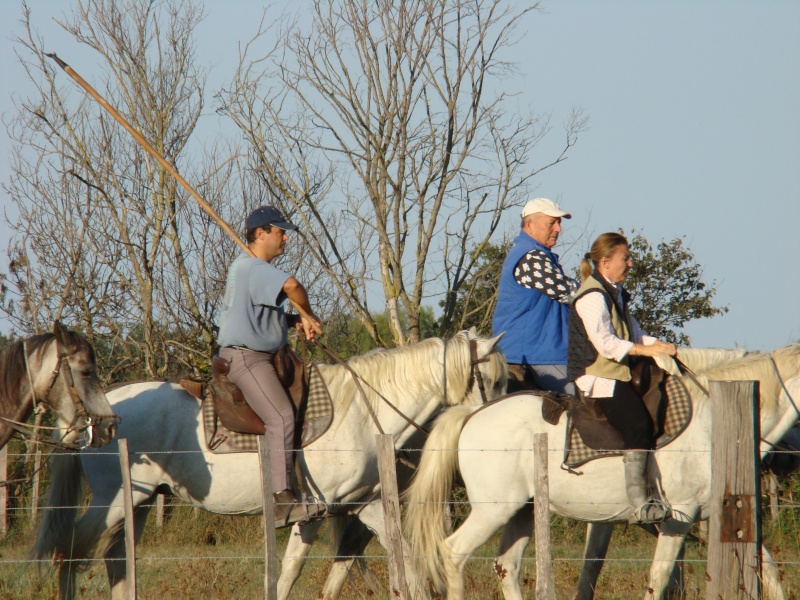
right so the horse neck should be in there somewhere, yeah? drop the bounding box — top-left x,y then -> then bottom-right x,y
330,341 -> 446,445
0,341 -> 43,448
27,341 -> 64,401
760,376 -> 800,457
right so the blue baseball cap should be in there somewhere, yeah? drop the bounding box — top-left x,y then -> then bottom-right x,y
244,206 -> 298,231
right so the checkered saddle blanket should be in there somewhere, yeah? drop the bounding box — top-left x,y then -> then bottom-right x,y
550,376 -> 692,469
182,364 -> 333,454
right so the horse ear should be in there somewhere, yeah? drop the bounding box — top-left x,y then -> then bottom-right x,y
53,320 -> 70,348
474,332 -> 505,358
467,326 -> 479,339
487,332 -> 504,352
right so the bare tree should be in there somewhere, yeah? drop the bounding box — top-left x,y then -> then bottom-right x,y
2,0 -> 237,379
218,0 -> 585,346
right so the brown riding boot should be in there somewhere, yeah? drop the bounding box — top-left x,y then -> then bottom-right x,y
273,489 -> 326,528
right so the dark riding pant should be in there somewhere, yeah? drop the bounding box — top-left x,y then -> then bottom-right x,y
595,381 -> 655,450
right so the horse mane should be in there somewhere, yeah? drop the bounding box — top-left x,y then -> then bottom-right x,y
316,332 -> 494,420
316,337 -> 445,417
685,344 -> 800,416
663,347 -> 748,374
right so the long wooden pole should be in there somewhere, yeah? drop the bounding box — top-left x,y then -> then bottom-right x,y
46,53 -> 321,333
707,381 -> 761,599
376,433 -> 408,599
45,53 -> 247,254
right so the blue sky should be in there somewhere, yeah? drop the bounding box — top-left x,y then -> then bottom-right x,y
1,1 -> 798,350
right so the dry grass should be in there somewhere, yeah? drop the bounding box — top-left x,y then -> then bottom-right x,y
1,501 -> 798,599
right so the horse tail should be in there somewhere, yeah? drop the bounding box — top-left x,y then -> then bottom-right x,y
32,451 -> 90,569
403,404 -> 477,592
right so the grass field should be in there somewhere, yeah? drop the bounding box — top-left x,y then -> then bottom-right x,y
1,495 -> 797,599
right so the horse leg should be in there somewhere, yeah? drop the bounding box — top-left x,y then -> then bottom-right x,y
54,494 -> 134,600
572,522 -> 615,600
664,543 -> 684,600
643,517 -> 694,600
354,500 -> 429,599
762,544 -> 786,600
276,520 -> 325,600
442,503 -> 525,600
493,506 -> 534,600
319,516 -> 381,600
107,502 -> 153,600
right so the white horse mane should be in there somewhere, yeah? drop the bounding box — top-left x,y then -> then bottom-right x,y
655,346 -> 748,375
679,344 -> 800,415
315,331 -> 504,418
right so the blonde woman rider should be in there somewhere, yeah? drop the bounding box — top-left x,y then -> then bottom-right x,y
567,232 -> 676,523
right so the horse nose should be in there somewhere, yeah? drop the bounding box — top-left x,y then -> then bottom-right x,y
91,416 -> 119,447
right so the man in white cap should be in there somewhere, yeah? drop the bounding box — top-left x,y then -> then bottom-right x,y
492,198 -> 577,394
218,205 -> 325,527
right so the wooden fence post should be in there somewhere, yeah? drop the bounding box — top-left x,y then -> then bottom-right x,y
0,446 -> 7,539
376,433 -> 408,599
257,435 -> 278,600
533,432 -> 556,600
706,380 -> 761,600
30,411 -> 45,524
155,493 -> 164,527
118,438 -> 137,600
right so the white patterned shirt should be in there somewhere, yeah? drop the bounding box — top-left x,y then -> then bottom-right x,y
514,250 -> 577,303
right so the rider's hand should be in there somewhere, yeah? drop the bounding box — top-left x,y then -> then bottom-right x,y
630,340 -> 677,360
299,313 -> 323,341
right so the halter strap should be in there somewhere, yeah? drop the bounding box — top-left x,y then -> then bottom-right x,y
769,355 -> 800,418
469,338 -> 491,404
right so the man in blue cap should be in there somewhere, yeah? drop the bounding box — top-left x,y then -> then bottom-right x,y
492,198 -> 577,395
218,205 -> 324,526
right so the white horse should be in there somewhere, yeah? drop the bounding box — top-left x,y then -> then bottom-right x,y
33,330 -> 508,600
404,345 -> 800,600
303,346 -> 751,599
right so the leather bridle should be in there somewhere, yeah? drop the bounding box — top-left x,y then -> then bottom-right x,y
1,339 -> 119,450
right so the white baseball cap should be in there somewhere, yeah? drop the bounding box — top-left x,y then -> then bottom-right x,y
520,198 -> 571,219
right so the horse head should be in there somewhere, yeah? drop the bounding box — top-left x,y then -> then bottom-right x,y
49,321 -> 119,448
444,329 -> 507,407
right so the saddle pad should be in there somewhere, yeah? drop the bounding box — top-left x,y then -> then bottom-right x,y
203,364 -> 333,454
563,376 -> 692,469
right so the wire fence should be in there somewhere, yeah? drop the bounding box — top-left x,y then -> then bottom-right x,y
2,447 -> 799,530
1,437 -> 799,598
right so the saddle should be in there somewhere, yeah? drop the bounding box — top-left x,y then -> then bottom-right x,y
209,354 -> 265,435
179,346 -> 334,454
539,357 -> 693,468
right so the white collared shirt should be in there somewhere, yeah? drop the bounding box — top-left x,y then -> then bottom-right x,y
574,276 -> 655,398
